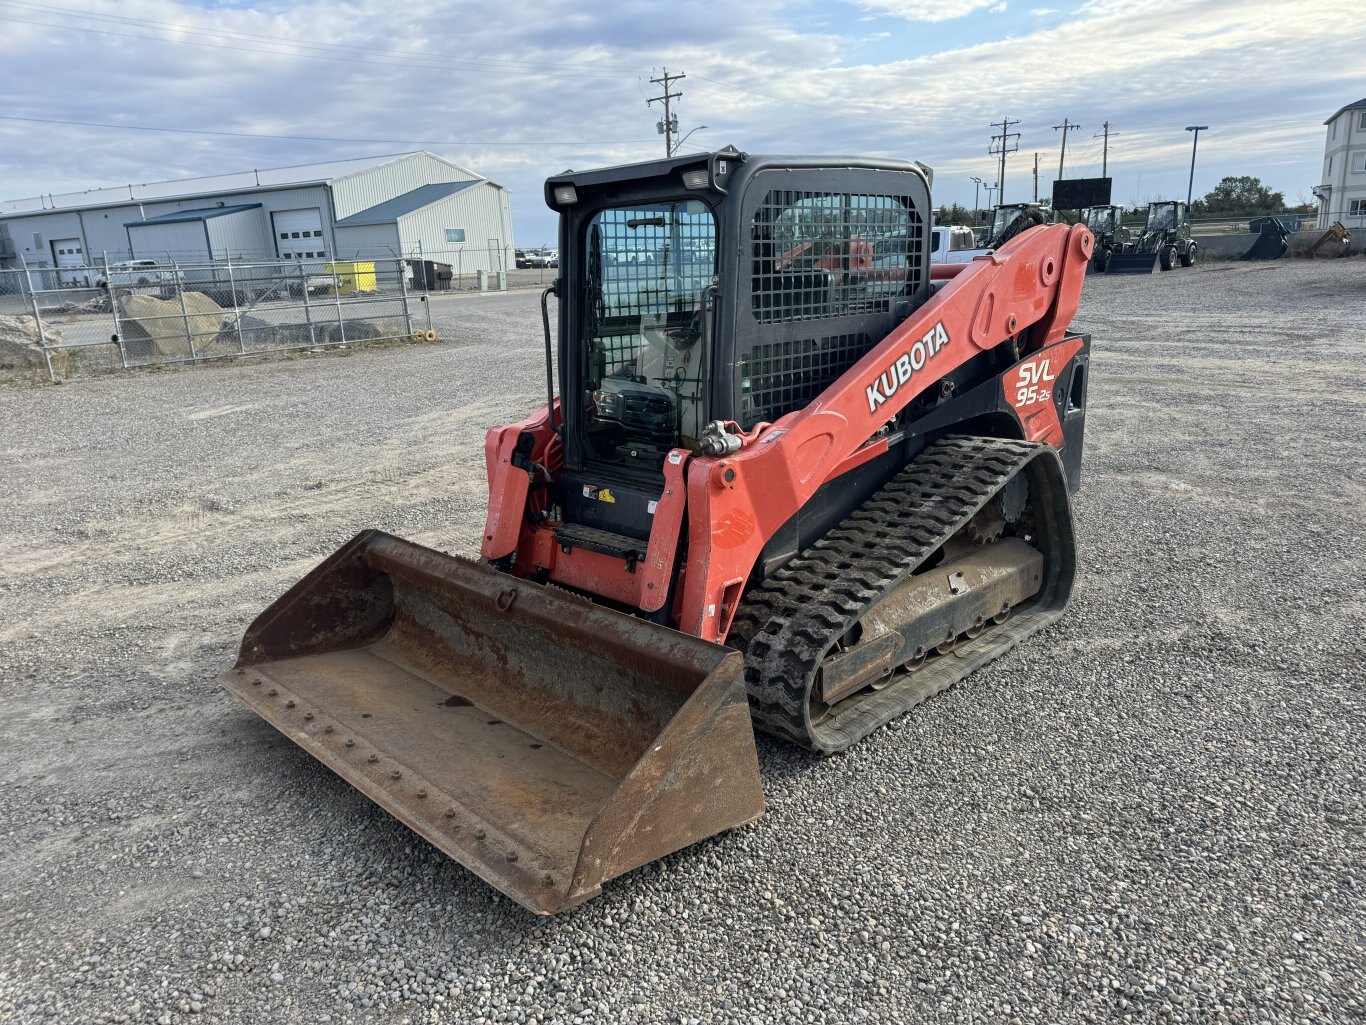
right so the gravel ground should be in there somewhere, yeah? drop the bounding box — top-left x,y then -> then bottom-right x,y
1,258 -> 1363,1024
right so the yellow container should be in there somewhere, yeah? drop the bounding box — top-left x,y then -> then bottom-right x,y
323,261 -> 377,295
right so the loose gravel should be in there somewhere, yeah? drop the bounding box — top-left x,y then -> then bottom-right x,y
1,259 -> 1362,1024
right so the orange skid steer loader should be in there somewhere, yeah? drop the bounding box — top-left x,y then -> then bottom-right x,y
223,148 -> 1093,914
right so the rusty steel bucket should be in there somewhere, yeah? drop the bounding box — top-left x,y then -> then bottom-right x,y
221,530 -> 765,914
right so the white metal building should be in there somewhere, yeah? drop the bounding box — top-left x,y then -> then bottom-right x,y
1315,97 -> 1366,230
0,152 -> 514,280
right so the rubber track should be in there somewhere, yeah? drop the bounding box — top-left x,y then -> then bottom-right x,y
728,436 -> 1071,753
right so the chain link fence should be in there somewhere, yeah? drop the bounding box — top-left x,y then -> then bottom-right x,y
0,256 -> 436,382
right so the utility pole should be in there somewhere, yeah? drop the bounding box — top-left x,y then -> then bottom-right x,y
1032,153 -> 1039,203
970,176 -> 983,222
1053,117 -> 1079,179
988,117 -> 1020,202
647,68 -> 685,158
1094,121 -> 1120,177
1185,125 -> 1208,207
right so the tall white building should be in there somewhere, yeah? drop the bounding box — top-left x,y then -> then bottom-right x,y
1316,98 -> 1366,230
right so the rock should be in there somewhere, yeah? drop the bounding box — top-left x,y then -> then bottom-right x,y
118,291 -> 226,362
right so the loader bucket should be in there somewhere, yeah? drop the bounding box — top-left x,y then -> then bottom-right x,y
221,530 -> 764,915
1104,251 -> 1160,275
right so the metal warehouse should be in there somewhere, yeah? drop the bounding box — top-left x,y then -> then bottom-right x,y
0,151 -> 514,283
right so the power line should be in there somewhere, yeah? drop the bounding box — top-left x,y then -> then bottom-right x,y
0,114 -> 651,147
1053,117 -> 1079,179
647,68 -> 685,158
1093,121 -> 1120,177
988,117 -> 1021,203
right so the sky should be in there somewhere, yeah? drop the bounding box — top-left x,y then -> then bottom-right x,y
1,0 -> 1363,245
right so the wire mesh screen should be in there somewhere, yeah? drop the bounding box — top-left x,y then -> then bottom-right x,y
751,190 -> 922,325
742,188 -> 923,427
744,332 -> 872,426
587,203 -> 716,321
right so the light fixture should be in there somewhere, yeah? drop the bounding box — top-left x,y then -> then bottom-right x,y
681,170 -> 710,190
552,185 -> 578,205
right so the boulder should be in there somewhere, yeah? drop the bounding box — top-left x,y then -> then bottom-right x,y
118,291 -> 227,363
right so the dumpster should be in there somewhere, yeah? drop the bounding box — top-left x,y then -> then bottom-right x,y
323,261 -> 377,295
406,259 -> 453,291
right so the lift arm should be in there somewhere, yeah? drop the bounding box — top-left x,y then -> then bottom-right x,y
677,222 -> 1093,640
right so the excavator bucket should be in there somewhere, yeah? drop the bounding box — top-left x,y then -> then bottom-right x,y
1104,250 -> 1159,275
221,530 -> 765,915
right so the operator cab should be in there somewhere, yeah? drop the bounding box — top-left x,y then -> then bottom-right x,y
543,148 -> 933,539
1082,205 -> 1122,234
1145,201 -> 1187,232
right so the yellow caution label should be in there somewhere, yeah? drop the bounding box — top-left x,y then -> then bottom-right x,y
597,488 -> 617,504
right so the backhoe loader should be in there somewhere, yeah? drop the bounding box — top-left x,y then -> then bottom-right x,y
223,148 -> 1094,914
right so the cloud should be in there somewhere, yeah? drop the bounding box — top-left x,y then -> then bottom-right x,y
854,0 -> 1000,22
1030,7 -> 1058,14
0,0 -> 1361,240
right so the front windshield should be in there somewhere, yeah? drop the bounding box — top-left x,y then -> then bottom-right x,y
1147,204 -> 1176,231
991,207 -> 1013,236
582,199 -> 717,467
1085,207 -> 1115,231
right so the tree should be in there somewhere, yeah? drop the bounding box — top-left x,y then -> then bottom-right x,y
935,203 -> 972,225
1200,175 -> 1284,215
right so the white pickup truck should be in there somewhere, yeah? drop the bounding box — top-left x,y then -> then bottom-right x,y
930,225 -> 993,264
95,259 -> 182,290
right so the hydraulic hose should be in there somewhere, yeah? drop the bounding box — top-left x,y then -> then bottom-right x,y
540,284 -> 558,436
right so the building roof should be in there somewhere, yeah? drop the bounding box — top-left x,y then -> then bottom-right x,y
124,203 -> 262,228
0,151 -> 478,217
334,181 -> 484,227
1325,97 -> 1366,125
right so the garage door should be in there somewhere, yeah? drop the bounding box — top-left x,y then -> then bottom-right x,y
52,237 -> 88,285
272,209 -> 327,261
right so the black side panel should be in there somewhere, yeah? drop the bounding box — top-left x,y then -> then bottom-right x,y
557,471 -> 662,542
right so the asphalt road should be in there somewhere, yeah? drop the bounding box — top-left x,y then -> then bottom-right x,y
1,257 -> 1362,1024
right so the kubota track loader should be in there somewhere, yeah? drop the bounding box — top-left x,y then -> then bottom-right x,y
223,148 -> 1094,914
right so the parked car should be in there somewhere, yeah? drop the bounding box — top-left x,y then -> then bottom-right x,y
527,248 -> 559,268
515,249 -> 532,269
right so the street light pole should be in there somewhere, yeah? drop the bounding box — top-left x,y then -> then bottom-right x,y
674,125 -> 709,153
970,176 -> 983,223
1185,125 -> 1208,207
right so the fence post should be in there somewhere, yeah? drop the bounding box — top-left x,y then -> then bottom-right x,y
333,264 -> 346,345
398,257 -> 413,337
227,253 -> 245,354
103,252 -> 128,369
299,263 -> 316,347
173,259 -> 197,361
27,274 -> 57,383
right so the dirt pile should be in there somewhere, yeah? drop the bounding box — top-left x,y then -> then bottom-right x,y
0,314 -> 68,383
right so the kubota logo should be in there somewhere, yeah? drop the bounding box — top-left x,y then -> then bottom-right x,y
866,322 -> 951,413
